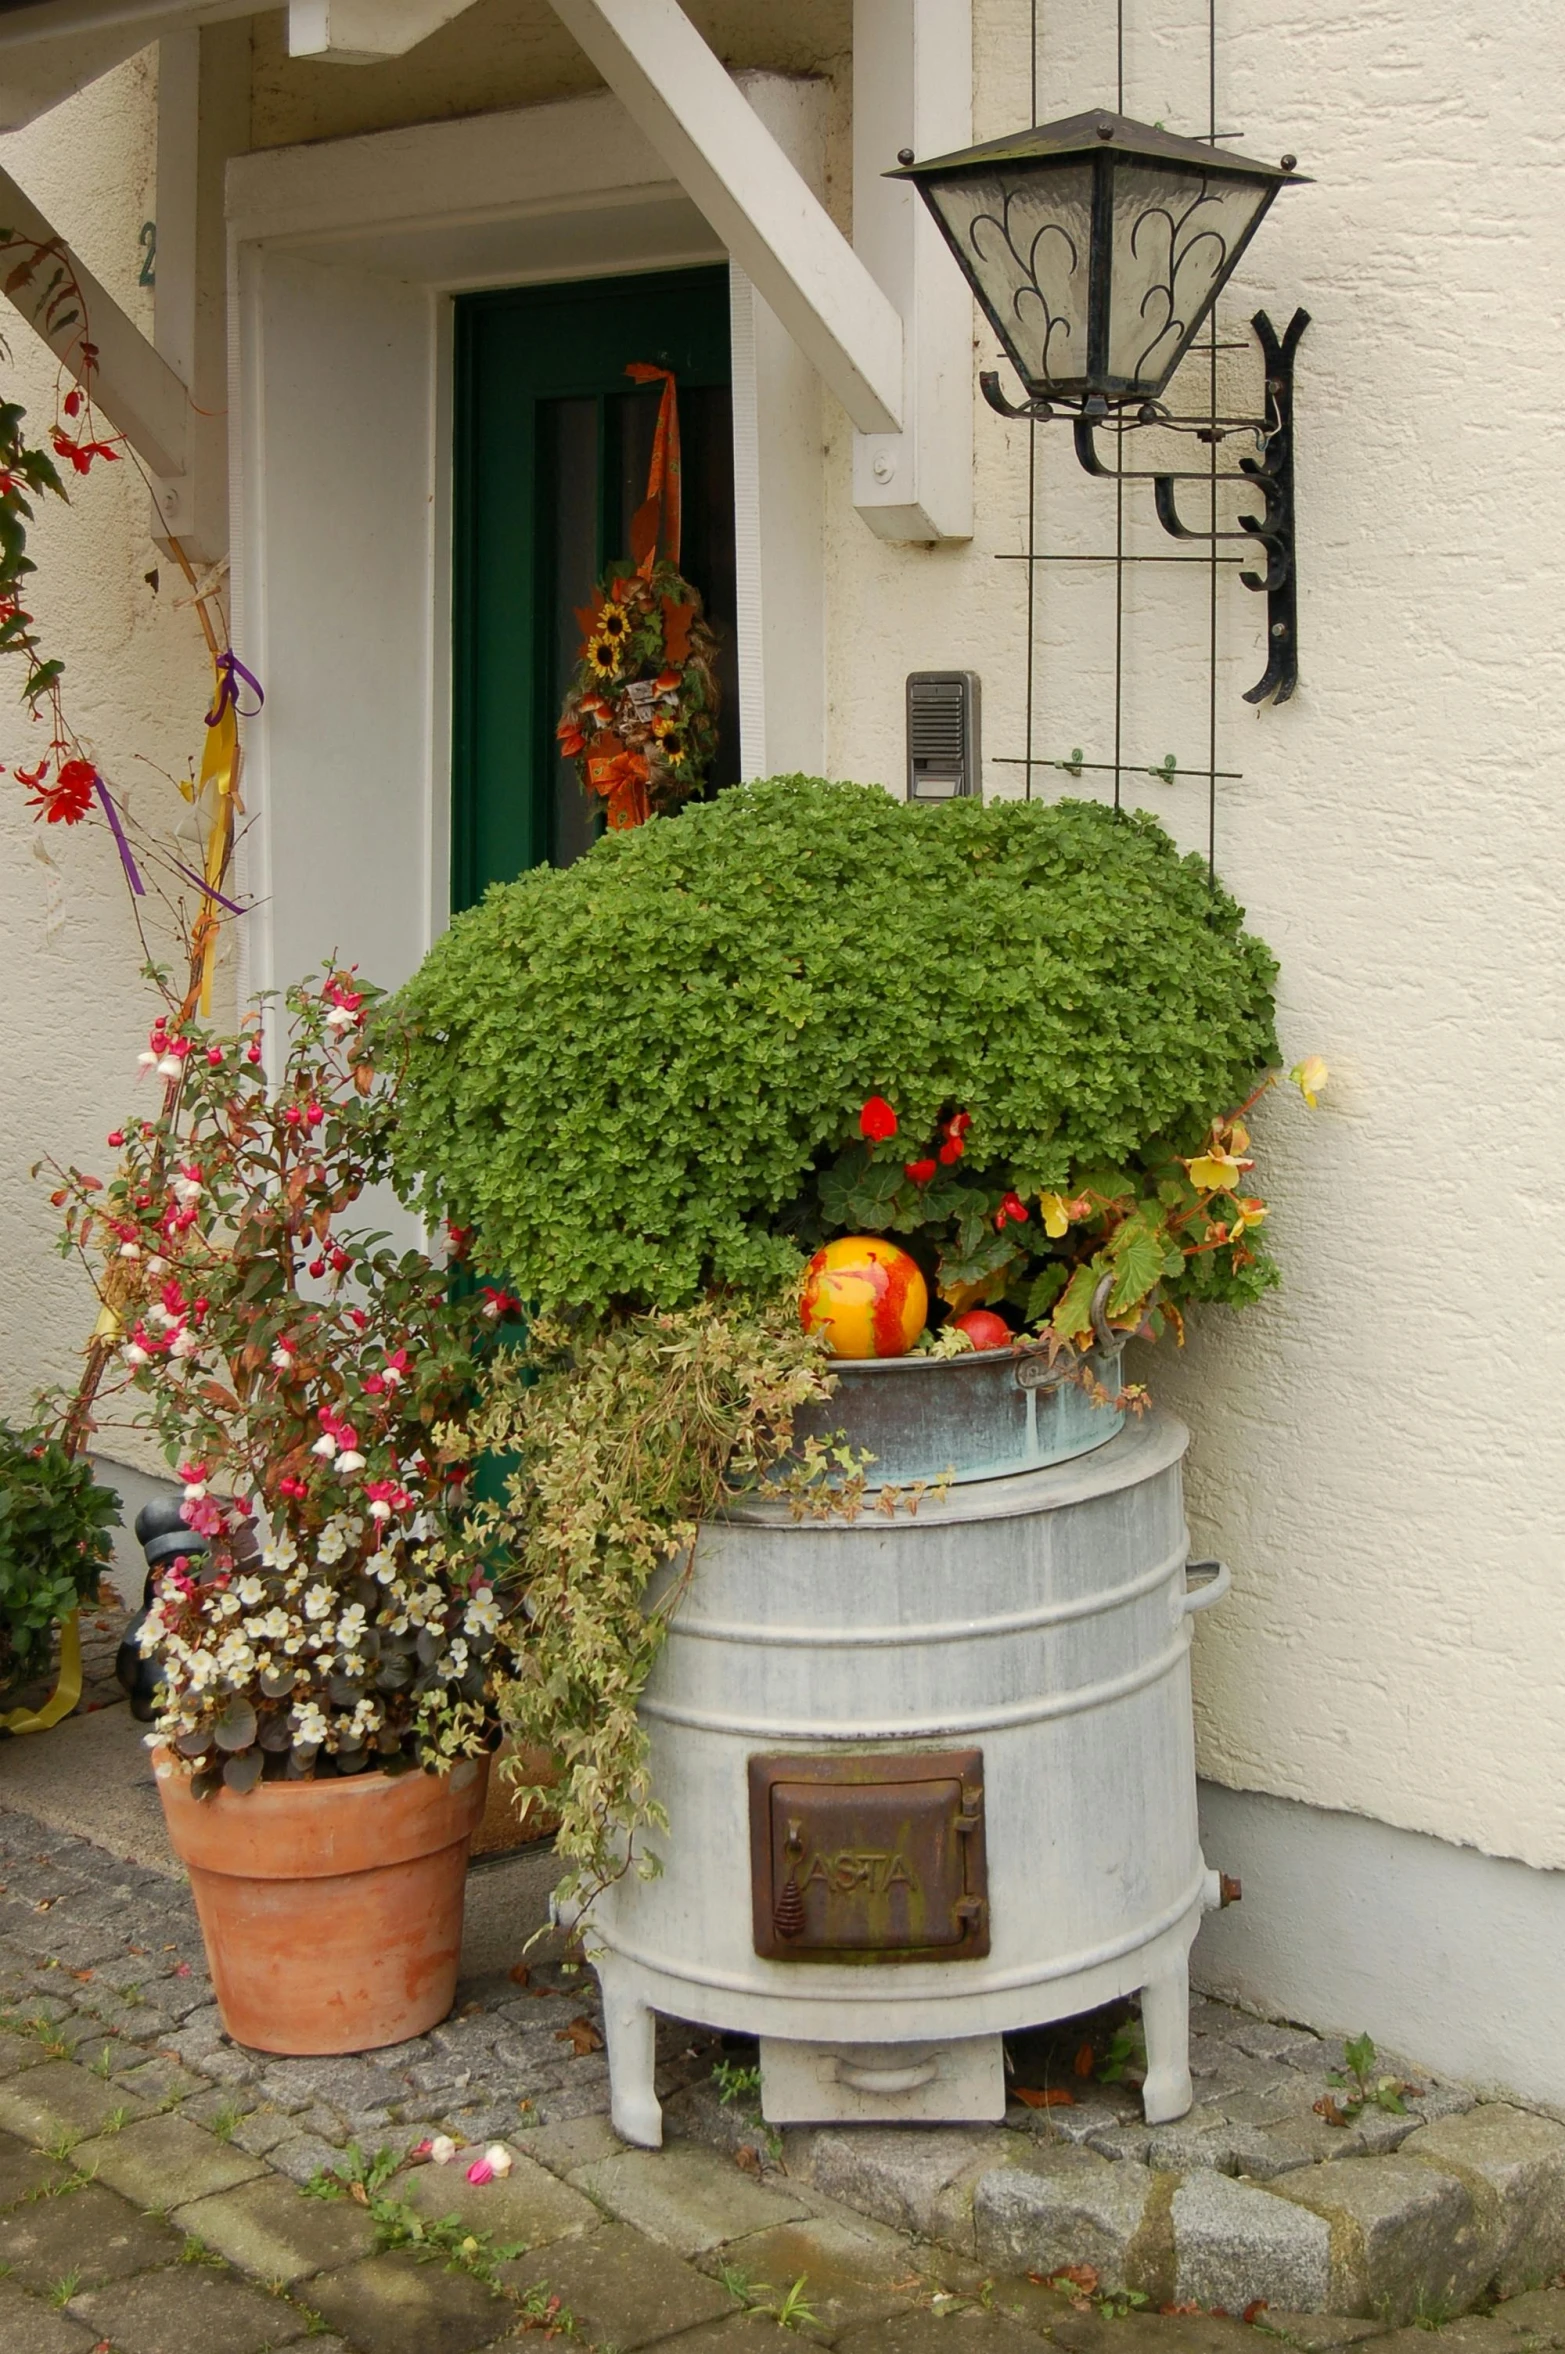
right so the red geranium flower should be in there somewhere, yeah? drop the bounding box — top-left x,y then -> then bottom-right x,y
859,1095 -> 898,1142
25,758 -> 97,825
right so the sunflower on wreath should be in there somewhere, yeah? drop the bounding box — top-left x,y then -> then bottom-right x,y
556,364 -> 721,831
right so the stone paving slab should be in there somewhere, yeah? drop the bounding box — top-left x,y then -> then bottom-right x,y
499,2218 -> 741,2346
0,2173 -> 182,2291
74,2107 -> 269,2206
306,2248 -> 514,2354
0,2053 -> 150,2146
173,2167 -> 382,2282
69,2261 -> 314,2351
0,2274 -> 101,2353
400,2144 -> 600,2246
571,2140 -> 812,2255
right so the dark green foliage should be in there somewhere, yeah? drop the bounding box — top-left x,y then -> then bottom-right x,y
0,1428 -> 118,1683
389,779 -> 1279,1314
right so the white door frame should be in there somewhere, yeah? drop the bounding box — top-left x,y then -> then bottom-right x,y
226,78 -> 826,1003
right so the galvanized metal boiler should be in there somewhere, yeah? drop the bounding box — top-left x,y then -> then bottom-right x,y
584,1356 -> 1230,2145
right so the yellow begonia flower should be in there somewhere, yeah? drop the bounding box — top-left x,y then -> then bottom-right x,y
1039,1192 -> 1071,1239
1230,1196 -> 1268,1236
1290,1055 -> 1328,1107
1186,1151 -> 1245,1191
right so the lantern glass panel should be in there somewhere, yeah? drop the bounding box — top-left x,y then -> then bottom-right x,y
1106,164 -> 1274,395
921,159 -> 1094,396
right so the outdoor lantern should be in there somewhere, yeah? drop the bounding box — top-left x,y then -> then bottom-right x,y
890,110 -> 1303,417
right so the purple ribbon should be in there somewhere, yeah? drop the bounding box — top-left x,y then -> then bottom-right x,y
169,855 -> 247,916
204,649 -> 265,727
94,775 -> 144,896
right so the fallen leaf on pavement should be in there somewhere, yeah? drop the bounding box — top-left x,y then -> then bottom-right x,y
1313,2094 -> 1351,2127
1013,2086 -> 1074,2109
734,2146 -> 761,2174
555,2016 -> 604,2055
1072,2040 -> 1095,2079
509,1964 -> 531,1987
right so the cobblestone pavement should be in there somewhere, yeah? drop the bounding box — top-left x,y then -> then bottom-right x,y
0,1792 -> 1561,2350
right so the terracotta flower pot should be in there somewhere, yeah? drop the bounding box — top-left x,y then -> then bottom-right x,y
154,1750 -> 490,2054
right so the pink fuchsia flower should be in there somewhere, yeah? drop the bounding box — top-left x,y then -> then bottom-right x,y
858,1095 -> 897,1142
181,1493 -> 227,1539
465,2155 -> 495,2185
246,1038 -> 263,1065
480,1287 -> 523,1321
106,1129 -> 125,1148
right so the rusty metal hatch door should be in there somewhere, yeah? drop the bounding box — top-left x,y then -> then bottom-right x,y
749,1751 -> 988,1963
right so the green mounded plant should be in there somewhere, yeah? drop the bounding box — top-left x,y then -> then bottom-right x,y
388,778 -> 1281,1326
0,1425 -> 118,1687
384,779 -> 1309,1905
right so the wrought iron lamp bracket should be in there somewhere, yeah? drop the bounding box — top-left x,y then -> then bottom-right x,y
981,307 -> 1309,705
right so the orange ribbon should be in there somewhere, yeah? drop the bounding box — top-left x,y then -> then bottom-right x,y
625,363 -> 682,575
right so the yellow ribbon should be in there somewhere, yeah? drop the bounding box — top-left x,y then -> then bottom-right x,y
192,680 -> 240,1016
1,1610 -> 83,1736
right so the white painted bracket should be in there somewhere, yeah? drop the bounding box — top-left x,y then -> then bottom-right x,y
851,0 -> 973,543
0,161 -> 189,480
287,0 -> 484,63
150,21 -> 248,560
546,0 -> 905,439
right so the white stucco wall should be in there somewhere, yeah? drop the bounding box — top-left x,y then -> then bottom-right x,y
2,0 -> 1561,1911
0,52 -> 225,1460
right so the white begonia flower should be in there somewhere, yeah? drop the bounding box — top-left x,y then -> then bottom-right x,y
269,1533 -> 300,1573
316,1518 -> 351,1567
237,1576 -> 265,1609
217,1591 -> 242,1617
187,1652 -> 218,1689
283,1633 -> 305,1656
311,1433 -> 338,1459
443,1639 -> 469,1681
336,1603 -> 368,1643
464,1589 -> 502,1639
336,1449 -> 367,1475
292,1700 -> 329,1746
304,1583 -> 335,1622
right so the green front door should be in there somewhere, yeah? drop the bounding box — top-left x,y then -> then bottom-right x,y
451,266 -> 737,910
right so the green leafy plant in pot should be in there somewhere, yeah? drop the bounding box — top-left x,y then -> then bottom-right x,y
383,777 -> 1315,1907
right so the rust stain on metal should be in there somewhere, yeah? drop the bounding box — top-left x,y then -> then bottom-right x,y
749,1750 -> 989,1963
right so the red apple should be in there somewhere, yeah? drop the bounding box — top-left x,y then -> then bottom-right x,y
953,1309 -> 1012,1353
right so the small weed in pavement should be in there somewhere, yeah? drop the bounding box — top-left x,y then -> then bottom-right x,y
209,2101 -> 244,2144
1315,2032 -> 1422,2130
47,2268 -> 81,2307
305,2141 -> 402,2202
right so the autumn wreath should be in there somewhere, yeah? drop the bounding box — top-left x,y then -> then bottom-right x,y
556,364 -> 721,831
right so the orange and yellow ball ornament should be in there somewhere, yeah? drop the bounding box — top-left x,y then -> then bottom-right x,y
800,1237 -> 928,1360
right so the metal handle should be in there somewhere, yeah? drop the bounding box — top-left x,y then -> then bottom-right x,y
835,2058 -> 939,2095
1183,1558 -> 1231,1615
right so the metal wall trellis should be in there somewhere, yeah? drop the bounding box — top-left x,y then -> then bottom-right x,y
999,0 -> 1257,880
